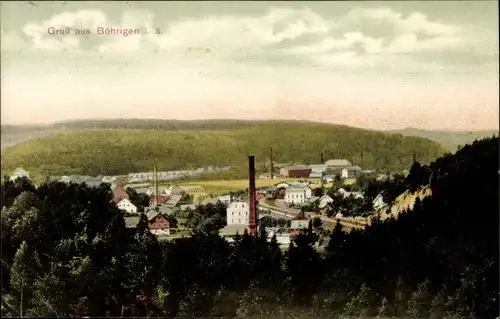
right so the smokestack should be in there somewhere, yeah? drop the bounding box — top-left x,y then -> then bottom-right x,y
154,165 -> 159,206
248,155 -> 257,235
360,150 -> 364,167
321,152 -> 324,163
269,147 -> 274,179
412,150 -> 417,163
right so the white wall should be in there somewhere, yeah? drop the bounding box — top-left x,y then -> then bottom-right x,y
117,199 -> 138,214
226,201 -> 249,225
284,187 -> 312,204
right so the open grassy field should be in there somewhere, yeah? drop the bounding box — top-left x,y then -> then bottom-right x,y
167,178 -> 321,195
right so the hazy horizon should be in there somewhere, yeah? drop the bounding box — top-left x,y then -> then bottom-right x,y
1,1 -> 498,131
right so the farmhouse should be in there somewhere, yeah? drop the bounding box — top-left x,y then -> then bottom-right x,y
284,185 -> 313,205
147,210 -> 170,236
164,194 -> 183,208
115,198 -> 138,214
341,165 -> 363,178
166,185 -> 185,196
279,166 -> 312,178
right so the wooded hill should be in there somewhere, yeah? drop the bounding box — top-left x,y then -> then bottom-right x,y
1,120 -> 447,178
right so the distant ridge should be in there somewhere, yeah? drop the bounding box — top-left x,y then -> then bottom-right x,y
387,127 -> 498,151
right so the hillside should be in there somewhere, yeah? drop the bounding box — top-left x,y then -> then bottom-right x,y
1,120 -> 446,178
387,127 -> 498,151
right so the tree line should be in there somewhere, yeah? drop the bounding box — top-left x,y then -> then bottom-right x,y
1,137 -> 498,318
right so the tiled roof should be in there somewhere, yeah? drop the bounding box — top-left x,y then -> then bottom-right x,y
146,210 -> 159,221
151,195 -> 169,204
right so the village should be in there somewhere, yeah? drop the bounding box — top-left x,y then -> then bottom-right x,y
4,149 -> 423,251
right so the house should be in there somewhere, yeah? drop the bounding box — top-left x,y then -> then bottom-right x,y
226,199 -> 250,225
10,167 -> 30,181
115,198 -> 138,214
372,193 -> 387,211
165,185 -> 186,196
164,194 -> 183,208
150,195 -> 169,206
284,185 -> 313,205
179,185 -> 205,195
307,196 -> 320,205
147,210 -> 170,236
318,195 -> 333,209
279,166 -> 312,178
337,188 -> 364,199
341,165 -> 363,178
325,159 -> 352,173
111,183 -> 130,200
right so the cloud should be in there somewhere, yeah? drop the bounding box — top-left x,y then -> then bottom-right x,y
21,9 -> 107,52
3,5 -> 492,73
343,7 -> 460,37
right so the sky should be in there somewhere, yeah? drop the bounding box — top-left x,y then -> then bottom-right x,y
1,1 -> 498,131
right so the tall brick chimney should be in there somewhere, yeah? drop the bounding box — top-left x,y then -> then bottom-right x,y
269,147 -> 274,179
248,155 -> 257,234
321,152 -> 324,163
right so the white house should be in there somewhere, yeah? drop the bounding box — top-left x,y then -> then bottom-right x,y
341,166 -> 363,178
10,168 -> 30,181
318,195 -> 334,209
116,198 -> 138,214
226,200 -> 249,225
284,186 -> 313,205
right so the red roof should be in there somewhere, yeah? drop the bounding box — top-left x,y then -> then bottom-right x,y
110,196 -> 125,205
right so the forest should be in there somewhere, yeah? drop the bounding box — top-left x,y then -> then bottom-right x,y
1,120 -> 445,178
1,137 -> 498,318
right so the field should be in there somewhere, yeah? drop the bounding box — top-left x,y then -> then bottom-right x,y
161,177 -> 357,196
